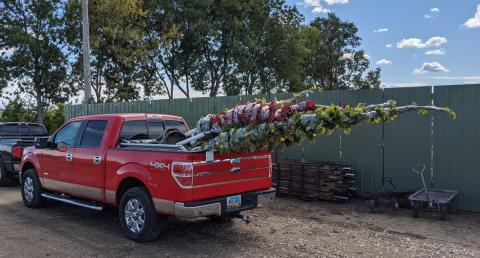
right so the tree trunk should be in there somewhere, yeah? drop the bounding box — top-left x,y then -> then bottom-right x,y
35,86 -> 44,123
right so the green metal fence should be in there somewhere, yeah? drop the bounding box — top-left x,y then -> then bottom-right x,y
65,84 -> 480,212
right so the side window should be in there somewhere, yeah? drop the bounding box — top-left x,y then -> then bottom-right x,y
0,124 -> 18,136
119,120 -> 148,140
54,121 -> 82,148
164,120 -> 188,133
80,120 -> 108,148
147,122 -> 165,140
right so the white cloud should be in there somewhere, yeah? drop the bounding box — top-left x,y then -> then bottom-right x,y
373,28 -> 388,33
364,54 -> 371,59
385,43 -> 393,48
425,37 -> 447,47
304,0 -> 321,7
396,36 -> 447,49
463,4 -> 480,29
312,6 -> 331,14
425,49 -> 446,55
303,0 -> 331,14
424,14 -> 434,20
430,7 -> 440,13
324,0 -> 348,5
413,62 -> 449,74
376,59 -> 392,65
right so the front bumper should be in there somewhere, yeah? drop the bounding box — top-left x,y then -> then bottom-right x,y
174,188 -> 276,218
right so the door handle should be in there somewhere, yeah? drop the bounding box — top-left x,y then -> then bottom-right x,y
93,156 -> 102,165
66,153 -> 73,162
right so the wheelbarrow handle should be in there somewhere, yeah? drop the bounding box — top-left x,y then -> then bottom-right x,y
412,164 -> 426,175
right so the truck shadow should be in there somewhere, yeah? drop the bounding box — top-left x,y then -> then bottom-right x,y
3,191 -> 262,256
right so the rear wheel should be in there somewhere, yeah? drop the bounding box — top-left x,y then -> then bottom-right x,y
21,169 -> 46,208
0,161 -> 16,186
119,187 -> 166,242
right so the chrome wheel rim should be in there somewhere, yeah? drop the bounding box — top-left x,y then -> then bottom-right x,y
125,198 -> 145,233
24,177 -> 34,202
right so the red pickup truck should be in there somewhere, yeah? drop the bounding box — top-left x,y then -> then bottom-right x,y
20,113 -> 275,242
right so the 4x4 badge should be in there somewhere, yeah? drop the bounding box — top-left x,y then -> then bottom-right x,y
150,162 -> 170,171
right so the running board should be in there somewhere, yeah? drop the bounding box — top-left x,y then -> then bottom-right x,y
41,192 -> 104,211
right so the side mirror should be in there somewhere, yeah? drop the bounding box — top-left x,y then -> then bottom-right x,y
35,137 -> 49,149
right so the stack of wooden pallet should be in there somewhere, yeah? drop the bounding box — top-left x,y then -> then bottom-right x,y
272,160 -> 356,202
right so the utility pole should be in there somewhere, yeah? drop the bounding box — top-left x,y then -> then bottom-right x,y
81,0 -> 92,103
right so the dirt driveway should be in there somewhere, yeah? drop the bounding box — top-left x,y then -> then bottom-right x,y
1,185 -> 479,258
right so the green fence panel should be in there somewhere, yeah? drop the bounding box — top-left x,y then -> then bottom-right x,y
169,98 -> 192,125
433,84 -> 480,212
214,95 -> 241,113
383,87 -> 433,192
340,89 -> 384,194
303,91 -> 341,162
189,97 -> 216,128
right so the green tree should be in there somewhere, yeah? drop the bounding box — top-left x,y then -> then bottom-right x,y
43,103 -> 64,133
302,13 -> 380,90
232,0 -> 306,95
0,98 -> 36,122
143,0 -> 209,99
0,0 -> 74,123
65,0 -> 157,102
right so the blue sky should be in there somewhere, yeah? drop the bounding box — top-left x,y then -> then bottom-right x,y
288,0 -> 480,87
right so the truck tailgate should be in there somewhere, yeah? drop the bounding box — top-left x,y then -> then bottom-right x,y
190,150 -> 271,201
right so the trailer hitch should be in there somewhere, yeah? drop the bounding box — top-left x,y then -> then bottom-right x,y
234,213 -> 252,224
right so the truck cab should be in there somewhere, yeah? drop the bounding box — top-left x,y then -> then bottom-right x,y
20,114 -> 275,242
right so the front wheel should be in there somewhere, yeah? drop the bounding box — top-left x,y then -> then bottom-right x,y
21,169 -> 46,208
119,187 -> 166,242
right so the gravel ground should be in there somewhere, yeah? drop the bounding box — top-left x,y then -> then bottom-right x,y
1,185 -> 479,258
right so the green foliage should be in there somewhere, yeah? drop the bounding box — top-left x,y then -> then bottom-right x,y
65,0 -> 154,102
3,0 -> 382,113
205,98 -> 454,154
301,13 -> 380,90
0,98 -> 64,133
43,104 -> 65,133
0,0 -> 73,122
0,98 -> 36,123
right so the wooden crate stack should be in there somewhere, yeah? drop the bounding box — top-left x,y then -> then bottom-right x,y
272,160 -> 356,202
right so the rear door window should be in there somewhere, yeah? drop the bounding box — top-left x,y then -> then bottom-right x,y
0,124 -> 18,136
147,122 -> 165,140
119,120 -> 148,140
164,120 -> 188,133
79,120 -> 108,148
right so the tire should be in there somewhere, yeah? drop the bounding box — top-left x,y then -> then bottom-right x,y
413,205 -> 420,218
119,187 -> 166,242
21,169 -> 46,208
440,205 -> 448,220
0,161 -> 16,186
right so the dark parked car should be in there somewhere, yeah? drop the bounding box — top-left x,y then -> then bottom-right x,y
0,122 -> 48,185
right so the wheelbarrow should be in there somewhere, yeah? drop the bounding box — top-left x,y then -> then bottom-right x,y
408,164 -> 458,220
365,177 -> 412,213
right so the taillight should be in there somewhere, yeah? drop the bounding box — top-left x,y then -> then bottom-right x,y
12,145 -> 23,160
172,162 -> 194,188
